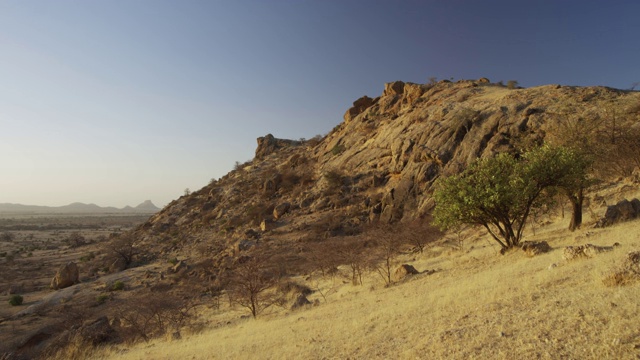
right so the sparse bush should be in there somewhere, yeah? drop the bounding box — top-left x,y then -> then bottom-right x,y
96,294 -> 109,304
168,257 -> 179,266
324,169 -> 345,189
9,294 -> 23,306
111,281 -> 125,291
507,80 -> 519,89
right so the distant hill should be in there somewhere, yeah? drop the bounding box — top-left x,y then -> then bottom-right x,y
0,200 -> 160,214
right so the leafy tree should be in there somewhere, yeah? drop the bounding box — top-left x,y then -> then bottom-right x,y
433,145 -> 590,251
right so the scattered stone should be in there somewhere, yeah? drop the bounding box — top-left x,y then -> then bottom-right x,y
521,241 -> 552,257
50,262 -> 79,290
563,243 -> 619,261
260,219 -> 274,232
273,202 -> 291,219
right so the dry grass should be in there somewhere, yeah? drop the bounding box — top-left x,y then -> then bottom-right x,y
85,214 -> 640,360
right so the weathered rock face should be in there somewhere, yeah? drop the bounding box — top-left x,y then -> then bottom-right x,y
50,262 -> 79,290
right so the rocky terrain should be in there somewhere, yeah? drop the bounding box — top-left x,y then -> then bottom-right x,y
1,78 -> 639,359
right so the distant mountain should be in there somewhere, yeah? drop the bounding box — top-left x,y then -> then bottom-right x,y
0,200 -> 160,214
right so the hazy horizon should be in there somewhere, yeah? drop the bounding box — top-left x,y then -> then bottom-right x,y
2,1 -> 639,208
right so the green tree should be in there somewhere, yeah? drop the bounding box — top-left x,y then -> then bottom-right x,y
433,145 -> 590,251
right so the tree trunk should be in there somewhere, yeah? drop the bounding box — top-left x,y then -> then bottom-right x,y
568,189 -> 584,231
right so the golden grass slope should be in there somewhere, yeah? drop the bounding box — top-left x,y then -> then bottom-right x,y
81,213 -> 640,360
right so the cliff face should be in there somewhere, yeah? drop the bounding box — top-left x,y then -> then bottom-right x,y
133,79 -> 640,262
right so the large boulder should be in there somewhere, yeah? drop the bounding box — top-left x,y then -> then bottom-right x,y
50,262 -> 79,290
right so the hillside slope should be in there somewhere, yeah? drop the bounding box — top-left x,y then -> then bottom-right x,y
95,182 -> 640,359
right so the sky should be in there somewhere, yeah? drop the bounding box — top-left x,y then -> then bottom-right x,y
1,1 -> 639,208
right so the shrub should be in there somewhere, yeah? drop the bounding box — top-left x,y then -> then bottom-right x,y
507,80 -> 519,89
112,281 -> 125,291
96,294 -> 109,304
9,294 -> 23,306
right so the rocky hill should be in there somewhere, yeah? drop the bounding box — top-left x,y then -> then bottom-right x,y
131,78 -> 639,265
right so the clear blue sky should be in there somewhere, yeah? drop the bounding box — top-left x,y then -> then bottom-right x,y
1,1 -> 638,207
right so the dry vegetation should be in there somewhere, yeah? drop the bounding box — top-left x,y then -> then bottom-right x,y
61,185 -> 640,360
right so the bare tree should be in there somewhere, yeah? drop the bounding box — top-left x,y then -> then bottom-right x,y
227,254 -> 281,318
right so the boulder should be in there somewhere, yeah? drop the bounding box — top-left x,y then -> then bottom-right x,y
393,264 -> 420,282
273,202 -> 291,219
520,241 -> 552,257
50,262 -> 79,290
477,77 -> 491,83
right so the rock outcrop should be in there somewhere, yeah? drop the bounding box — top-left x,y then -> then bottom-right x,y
563,243 -> 620,261
255,134 -> 302,159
